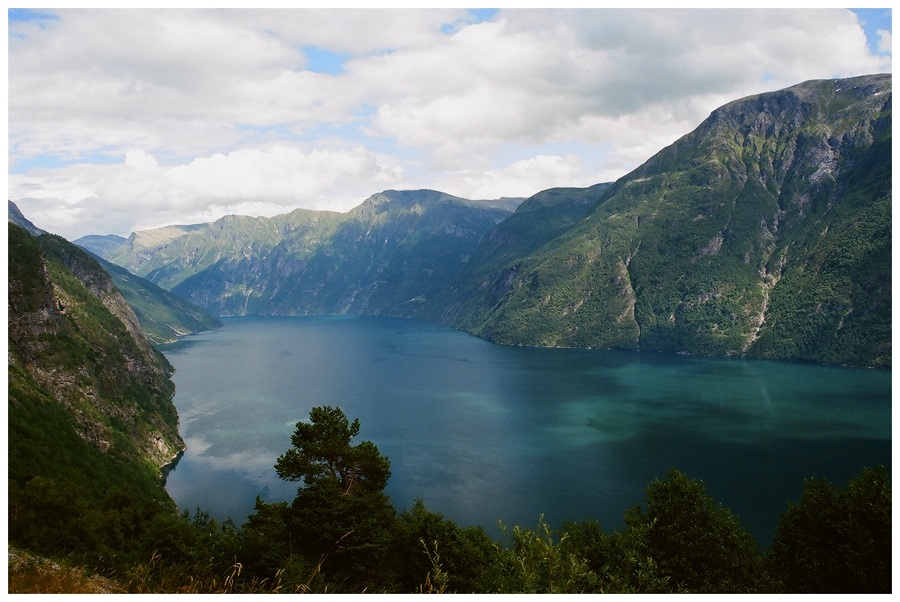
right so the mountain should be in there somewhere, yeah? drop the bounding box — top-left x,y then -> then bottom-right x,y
8,222 -> 187,552
73,233 -> 128,257
423,183 -> 614,323
8,199 -> 45,236
441,74 -> 890,367
92,254 -> 222,345
8,202 -> 222,345
8,207 -> 226,566
106,190 -> 518,317
86,74 -> 890,367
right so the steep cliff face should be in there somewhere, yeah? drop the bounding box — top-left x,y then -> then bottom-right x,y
442,74 -> 890,367
8,223 -> 185,471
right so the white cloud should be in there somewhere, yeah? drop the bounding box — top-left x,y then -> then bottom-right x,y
442,154 -> 594,200
8,8 -> 892,239
878,29 -> 892,54
10,146 -> 408,237
163,145 -> 406,214
124,149 -> 159,170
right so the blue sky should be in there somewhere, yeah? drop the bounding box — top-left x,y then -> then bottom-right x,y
7,8 -> 892,239
852,8 -> 892,53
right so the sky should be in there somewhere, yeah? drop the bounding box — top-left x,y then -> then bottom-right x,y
6,7 -> 893,240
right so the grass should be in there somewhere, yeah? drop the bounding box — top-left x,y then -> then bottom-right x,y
8,548 -> 123,594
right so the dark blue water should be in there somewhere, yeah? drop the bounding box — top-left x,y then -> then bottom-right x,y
162,316 -> 891,545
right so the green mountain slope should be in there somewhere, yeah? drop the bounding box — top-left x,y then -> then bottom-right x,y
424,183 -> 614,324
8,223 -> 185,469
444,74 -> 890,367
8,222 -> 187,550
90,75 -> 889,367
8,221 -> 192,563
108,190 -> 515,317
8,201 -> 221,346
94,255 -> 222,345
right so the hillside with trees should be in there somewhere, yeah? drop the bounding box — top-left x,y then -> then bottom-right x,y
7,74 -> 892,593
86,75 -> 891,367
8,222 -> 184,564
440,74 -> 891,367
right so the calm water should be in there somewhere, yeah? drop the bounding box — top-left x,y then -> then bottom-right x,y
162,316 -> 891,545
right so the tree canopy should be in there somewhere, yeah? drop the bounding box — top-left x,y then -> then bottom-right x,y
765,465 -> 891,593
624,468 -> 764,592
275,405 -> 391,495
271,405 -> 397,590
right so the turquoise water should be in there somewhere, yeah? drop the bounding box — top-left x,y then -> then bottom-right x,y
162,316 -> 891,545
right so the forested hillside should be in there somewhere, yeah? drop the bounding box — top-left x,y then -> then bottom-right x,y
98,190 -> 517,317
87,75 -> 890,367
8,222 -> 184,562
442,74 -> 891,367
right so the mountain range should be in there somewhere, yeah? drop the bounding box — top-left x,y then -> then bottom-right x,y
73,73 -> 891,368
5,72 -> 891,591
11,200 -> 222,346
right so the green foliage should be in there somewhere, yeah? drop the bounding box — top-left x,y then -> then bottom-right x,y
766,466 -> 891,592
395,499 -> 496,592
238,498 -> 297,580
623,468 -> 764,592
268,406 -> 398,591
290,481 -> 399,591
746,166 -> 891,367
8,223 -> 49,312
7,374 -> 176,557
553,518 -> 669,592
275,405 -> 391,493
595,518 -> 673,592
490,516 -> 601,593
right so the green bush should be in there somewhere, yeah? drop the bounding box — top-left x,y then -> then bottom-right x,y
766,465 -> 891,592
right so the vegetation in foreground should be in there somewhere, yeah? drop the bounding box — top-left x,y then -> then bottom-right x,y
8,406 -> 890,594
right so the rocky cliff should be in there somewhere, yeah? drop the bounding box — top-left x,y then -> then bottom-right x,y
8,223 -> 185,471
